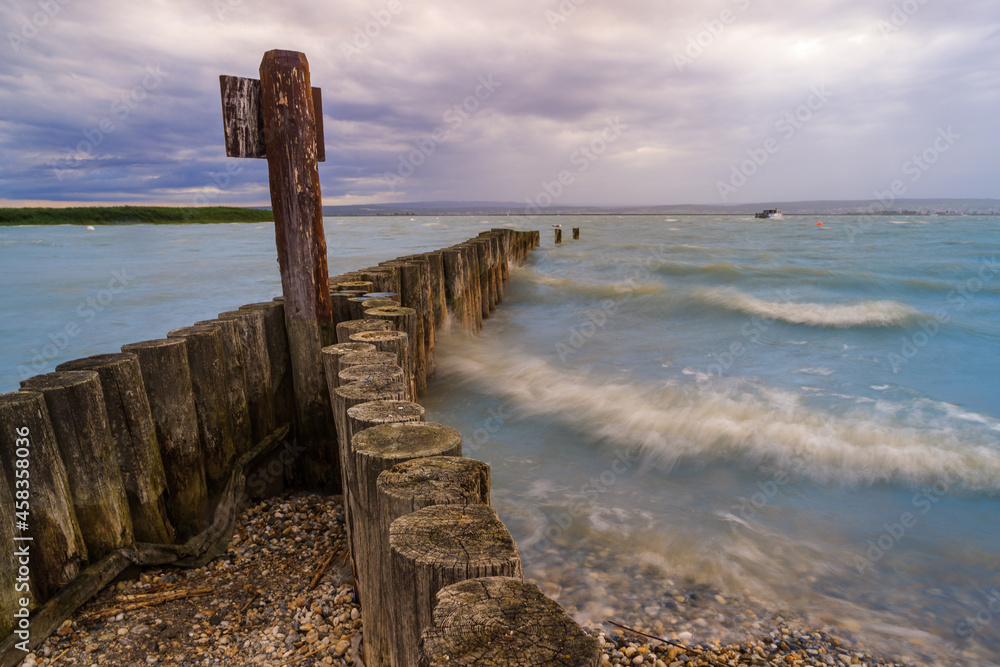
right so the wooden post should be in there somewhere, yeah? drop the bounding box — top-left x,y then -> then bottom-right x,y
238,301 -> 296,431
0,476 -> 14,637
0,392 -> 85,603
55,354 -> 173,544
441,248 -> 469,333
351,424 -> 463,667
424,252 -> 448,330
555,227 -> 563,244
333,280 -> 375,294
331,291 -> 366,325
472,239 -> 493,319
338,400 -> 425,635
364,306 -> 419,398
572,226 -> 580,240
400,256 -> 436,383
338,363 -> 404,386
419,577 -> 600,667
218,310 -> 276,446
459,244 -> 484,332
340,350 -> 398,369
257,49 -> 339,492
166,326 -> 238,494
388,504 -> 523,667
193,317 -> 253,455
381,262 -> 427,396
321,342 -> 376,396
348,330 -> 411,393
337,318 -> 391,344
121,339 -> 208,541
20,371 -> 134,560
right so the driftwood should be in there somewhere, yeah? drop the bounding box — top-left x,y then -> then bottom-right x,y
20,371 -> 134,560
0,424 -> 289,667
0,392 -> 85,603
350,424 -> 463,667
55,354 -> 173,545
419,577 -> 600,667
388,504 -> 523,667
121,338 -> 208,541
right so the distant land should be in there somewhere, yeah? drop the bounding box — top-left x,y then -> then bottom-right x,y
0,206 -> 273,226
2,200 -> 999,226
321,199 -> 1000,217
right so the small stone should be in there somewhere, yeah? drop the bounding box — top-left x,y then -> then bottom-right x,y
334,640 -> 350,656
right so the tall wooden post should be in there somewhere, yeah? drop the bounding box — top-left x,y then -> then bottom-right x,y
221,50 -> 339,492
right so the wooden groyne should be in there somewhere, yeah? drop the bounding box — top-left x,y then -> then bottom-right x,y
0,226 -> 601,667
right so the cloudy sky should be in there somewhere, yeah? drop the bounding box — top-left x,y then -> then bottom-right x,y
1,0 -> 998,208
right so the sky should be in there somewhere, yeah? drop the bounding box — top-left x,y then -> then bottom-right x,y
1,0 -> 998,208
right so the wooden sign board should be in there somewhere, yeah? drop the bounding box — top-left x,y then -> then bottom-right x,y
219,75 -> 325,162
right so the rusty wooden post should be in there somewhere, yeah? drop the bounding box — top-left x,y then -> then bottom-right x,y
221,50 -> 339,492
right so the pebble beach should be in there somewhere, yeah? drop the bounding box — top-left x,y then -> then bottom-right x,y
15,491 -> 938,667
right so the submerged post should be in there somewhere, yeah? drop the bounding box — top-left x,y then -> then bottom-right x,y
221,50 -> 338,491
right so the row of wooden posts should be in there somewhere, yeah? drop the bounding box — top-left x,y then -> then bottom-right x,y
1,227 -> 600,666
554,226 -> 581,244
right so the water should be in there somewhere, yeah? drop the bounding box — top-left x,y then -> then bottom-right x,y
2,215 -> 998,664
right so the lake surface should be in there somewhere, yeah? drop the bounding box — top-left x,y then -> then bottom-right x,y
2,215 -> 998,665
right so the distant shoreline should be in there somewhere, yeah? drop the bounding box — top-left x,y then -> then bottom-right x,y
1,205 -> 997,226
0,205 -> 274,226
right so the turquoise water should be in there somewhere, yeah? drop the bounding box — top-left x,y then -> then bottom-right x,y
2,215 -> 998,664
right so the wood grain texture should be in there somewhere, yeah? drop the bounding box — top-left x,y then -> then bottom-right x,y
20,371 -> 134,560
336,318 -> 391,345
351,424 -> 463,667
419,577 -> 600,667
388,504 -> 523,667
0,392 -> 85,602
166,326 -> 238,493
55,353 -> 173,545
193,318 -> 253,456
120,339 -> 207,541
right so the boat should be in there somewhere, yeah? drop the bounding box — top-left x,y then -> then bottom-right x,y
755,208 -> 783,219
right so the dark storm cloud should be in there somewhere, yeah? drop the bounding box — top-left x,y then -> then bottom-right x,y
1,0 -> 997,206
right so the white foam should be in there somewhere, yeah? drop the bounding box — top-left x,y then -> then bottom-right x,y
437,345 -> 1000,492
696,287 -> 923,328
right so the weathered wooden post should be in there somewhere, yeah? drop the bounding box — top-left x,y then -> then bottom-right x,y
573,226 -> 580,240
389,504 -> 523,667
0,392 -> 85,602
55,354 -> 174,544
121,339 -> 207,541
350,424 -> 463,667
419,577 -> 600,667
221,49 -> 338,492
20,372 -> 134,560
165,326 -> 238,494
555,227 -> 563,244
0,476 -> 14,637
